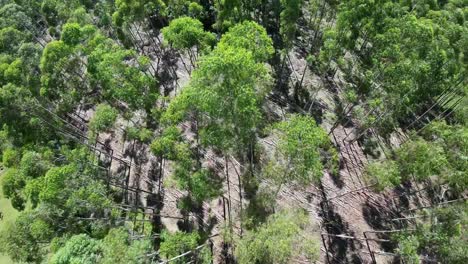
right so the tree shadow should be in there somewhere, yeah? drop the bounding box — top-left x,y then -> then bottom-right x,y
157,49 -> 179,96
329,156 -> 345,189
393,185 -> 410,211
362,200 -> 400,252
362,200 -> 394,231
319,200 -> 353,263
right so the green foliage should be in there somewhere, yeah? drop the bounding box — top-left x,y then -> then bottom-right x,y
0,1 -> 466,264
394,203 -> 468,263
152,126 -> 221,205
420,121 -> 468,189
39,164 -> 76,204
159,231 -> 200,263
189,169 -> 222,203
178,45 -> 270,151
150,125 -> 183,158
20,151 -> 50,179
364,160 -> 400,191
50,234 -> 102,264
41,0 -> 87,26
1,168 -> 26,210
100,227 -> 152,264
0,146 -> 115,261
162,16 -> 215,51
364,120 -> 467,193
397,235 -> 420,264
218,21 -> 274,62
48,227 -> 153,264
39,40 -> 76,100
235,209 -> 319,264
0,84 -> 37,144
321,0 -> 466,133
125,126 -> 153,143
0,210 -> 51,263
0,3 -> 33,32
396,137 -> 448,181
0,27 -> 28,54
214,0 -> 260,30
188,2 -> 203,18
61,23 -> 82,46
113,0 -> 166,27
1,148 -> 19,167
89,103 -> 118,134
280,0 -> 303,49
87,34 -> 157,110
266,114 -> 334,186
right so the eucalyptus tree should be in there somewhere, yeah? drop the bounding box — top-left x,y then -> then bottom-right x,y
40,22 -> 156,113
192,46 -> 269,152
0,146 -> 115,262
150,126 -> 221,207
0,27 -> 30,55
48,227 -> 153,264
419,121 -> 468,191
41,0 -> 87,27
49,234 -> 102,264
162,25 -> 273,229
87,32 -> 157,112
394,203 -> 468,263
89,104 -> 118,133
39,39 -> 84,111
1,168 -> 26,210
0,3 -> 34,34
279,0 -> 304,94
162,16 -> 215,68
187,2 -> 204,19
364,137 -> 448,191
0,210 -> 51,263
164,36 -> 272,157
279,0 -> 303,49
112,0 -> 167,46
0,83 -> 42,145
113,0 -> 167,28
159,231 -> 211,264
217,20 -> 274,63
99,227 -> 153,264
214,0 -> 243,30
364,121 -> 467,193
320,0 -> 466,136
265,114 -> 337,195
150,125 -> 183,192
235,209 -> 319,264
363,160 -> 400,192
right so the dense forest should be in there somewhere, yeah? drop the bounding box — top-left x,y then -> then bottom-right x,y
0,0 -> 466,263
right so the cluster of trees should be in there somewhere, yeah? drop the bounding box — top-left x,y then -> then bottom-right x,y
363,120 -> 467,262
1,0 -> 332,262
317,1 -> 467,262
364,120 -> 467,193
0,146 -> 115,262
321,0 -> 466,135
0,0 -> 466,263
0,0 -> 155,262
395,203 -> 467,263
48,227 -> 154,264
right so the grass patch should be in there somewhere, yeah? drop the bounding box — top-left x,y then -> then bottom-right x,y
0,168 -> 19,264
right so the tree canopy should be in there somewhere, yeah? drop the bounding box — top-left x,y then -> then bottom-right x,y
0,0 -> 466,263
